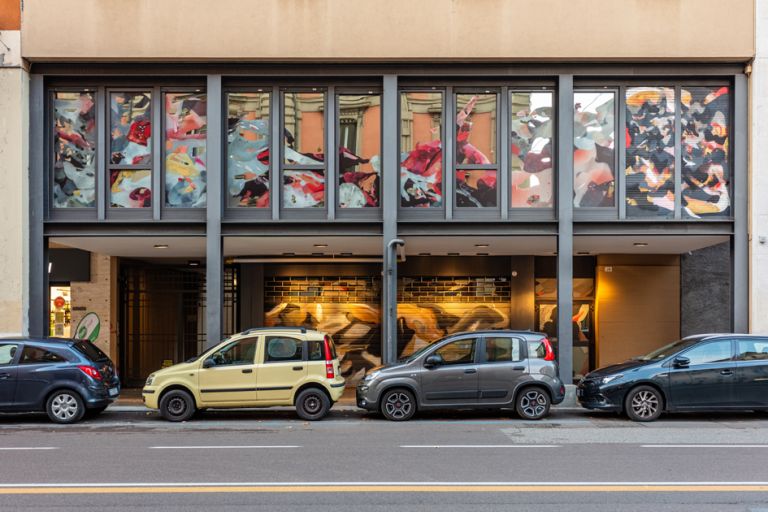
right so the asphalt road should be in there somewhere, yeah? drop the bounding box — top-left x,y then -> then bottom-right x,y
1,406 -> 768,511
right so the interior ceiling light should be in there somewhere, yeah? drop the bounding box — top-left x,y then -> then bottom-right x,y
474,244 -> 490,248
153,244 -> 169,249
313,244 -> 328,248
188,260 -> 200,267
633,242 -> 649,247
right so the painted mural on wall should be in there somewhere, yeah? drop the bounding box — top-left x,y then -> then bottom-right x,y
165,92 -> 207,208
625,87 -> 676,217
681,86 -> 730,218
510,92 -> 554,208
53,92 -> 97,208
574,92 -> 615,207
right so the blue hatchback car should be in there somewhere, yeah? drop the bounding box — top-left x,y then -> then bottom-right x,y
0,337 -> 120,423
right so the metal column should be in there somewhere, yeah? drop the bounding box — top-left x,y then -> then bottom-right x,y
382,74 -> 399,364
556,74 -> 574,384
733,74 -> 749,332
205,75 -> 223,348
28,74 -> 47,337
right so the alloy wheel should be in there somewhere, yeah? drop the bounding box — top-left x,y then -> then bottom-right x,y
384,392 -> 413,420
519,390 -> 548,418
51,393 -> 79,421
631,390 -> 659,419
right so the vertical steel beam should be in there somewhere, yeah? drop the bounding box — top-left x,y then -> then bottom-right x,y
96,86 -> 106,220
674,85 -> 683,220
206,75 -> 223,347
271,86 -> 281,220
557,75 -> 574,384
733,74 -> 748,332
152,86 -> 162,221
28,74 -> 47,337
326,86 -> 336,220
444,87 -> 454,220
500,87 -> 510,219
382,74 -> 399,364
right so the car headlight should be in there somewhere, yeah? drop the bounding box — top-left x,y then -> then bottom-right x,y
145,374 -> 156,387
601,374 -> 623,385
363,371 -> 381,382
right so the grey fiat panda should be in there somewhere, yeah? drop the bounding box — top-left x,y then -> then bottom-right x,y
356,330 -> 565,421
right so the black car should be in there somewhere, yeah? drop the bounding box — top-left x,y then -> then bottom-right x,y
578,334 -> 768,421
0,337 -> 120,423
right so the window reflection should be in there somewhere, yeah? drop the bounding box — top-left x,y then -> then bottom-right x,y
400,92 -> 443,208
164,92 -> 207,208
53,91 -> 97,208
574,92 -> 615,208
338,94 -> 381,208
455,93 -> 497,208
510,91 -> 553,208
110,92 -> 152,208
227,92 -> 270,208
283,92 -> 325,208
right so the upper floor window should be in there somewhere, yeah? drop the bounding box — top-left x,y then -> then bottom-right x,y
282,91 -> 326,208
164,92 -> 207,208
53,91 -> 97,209
510,91 -> 554,208
227,91 -> 271,208
455,93 -> 498,208
573,91 -> 616,208
338,93 -> 381,208
109,91 -> 152,208
400,91 -> 443,208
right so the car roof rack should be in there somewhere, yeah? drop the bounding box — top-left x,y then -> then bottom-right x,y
242,326 -> 308,335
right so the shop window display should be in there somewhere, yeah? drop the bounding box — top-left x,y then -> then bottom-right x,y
400,92 -> 443,208
283,91 -> 326,208
164,92 -> 207,208
510,91 -> 554,208
227,92 -> 271,208
455,93 -> 497,208
574,92 -> 616,208
53,91 -> 97,208
338,94 -> 381,208
109,92 -> 152,208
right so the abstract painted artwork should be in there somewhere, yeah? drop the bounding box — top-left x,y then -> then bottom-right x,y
455,94 -> 497,207
227,92 -> 270,208
283,92 -> 325,208
165,93 -> 207,208
400,92 -> 443,208
574,92 -> 615,207
681,86 -> 730,218
53,92 -> 96,208
338,94 -> 381,208
625,87 -> 676,217
110,92 -> 152,208
510,91 -> 554,208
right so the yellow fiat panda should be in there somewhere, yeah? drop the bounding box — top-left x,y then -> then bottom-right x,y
142,327 -> 345,421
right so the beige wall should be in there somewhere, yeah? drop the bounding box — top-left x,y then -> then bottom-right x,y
0,68 -> 27,336
21,0 -> 755,62
595,255 -> 680,367
71,254 -> 118,360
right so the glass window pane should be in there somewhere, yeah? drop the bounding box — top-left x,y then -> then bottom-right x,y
510,91 -> 554,208
338,94 -> 381,208
682,341 -> 732,366
456,169 -> 497,207
400,91 -> 443,208
210,337 -> 258,366
284,92 -> 325,165
625,87 -> 676,218
110,92 -> 151,166
164,92 -> 207,208
265,336 -> 303,362
110,170 -> 151,208
53,91 -> 96,208
737,340 -> 768,361
485,337 -> 521,362
456,93 -> 496,164
434,338 -> 476,366
227,92 -> 270,208
574,92 -> 615,208
283,169 -> 325,208
681,86 -> 730,218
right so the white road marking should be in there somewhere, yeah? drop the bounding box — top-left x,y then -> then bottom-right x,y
0,447 -> 58,451
400,445 -> 560,449
149,445 -> 300,450
0,481 -> 766,488
642,444 -> 768,448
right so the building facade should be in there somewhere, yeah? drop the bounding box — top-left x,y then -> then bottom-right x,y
0,0 -> 758,387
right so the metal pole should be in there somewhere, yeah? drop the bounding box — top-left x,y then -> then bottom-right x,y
557,74 -> 574,384
205,75 -> 223,348
382,74 -> 399,364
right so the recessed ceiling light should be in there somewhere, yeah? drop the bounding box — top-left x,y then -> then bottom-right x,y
153,244 -> 168,249
188,260 -> 200,267
313,244 -> 328,248
633,242 -> 649,247
475,244 -> 490,248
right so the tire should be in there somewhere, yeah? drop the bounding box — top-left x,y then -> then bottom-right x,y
625,385 -> 663,422
295,388 -> 331,421
46,390 -> 86,424
515,387 -> 551,420
159,389 -> 196,422
380,388 -> 417,421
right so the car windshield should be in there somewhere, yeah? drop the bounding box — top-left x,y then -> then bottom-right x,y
635,338 -> 703,362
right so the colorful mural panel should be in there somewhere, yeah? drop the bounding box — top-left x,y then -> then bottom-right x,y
574,92 -> 615,208
400,92 -> 443,208
338,94 -> 381,208
53,91 -> 97,208
456,170 -> 497,207
625,87 -> 676,217
110,170 -> 151,208
165,92 -> 207,208
227,92 -> 270,208
455,94 -> 497,208
510,91 -> 554,208
681,86 -> 730,218
110,92 -> 151,166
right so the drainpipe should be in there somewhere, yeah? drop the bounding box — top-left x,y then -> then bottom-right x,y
383,239 -> 405,365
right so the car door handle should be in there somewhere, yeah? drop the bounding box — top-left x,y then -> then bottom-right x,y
292,366 -> 304,371
720,369 -> 734,376
464,368 -> 477,374
512,366 -> 526,371
241,369 -> 253,374
0,373 -> 9,380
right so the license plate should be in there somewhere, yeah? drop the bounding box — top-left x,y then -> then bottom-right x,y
108,387 -> 119,397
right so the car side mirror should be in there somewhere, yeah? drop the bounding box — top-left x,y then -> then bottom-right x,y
202,357 -> 215,369
424,354 -> 442,368
673,356 -> 690,368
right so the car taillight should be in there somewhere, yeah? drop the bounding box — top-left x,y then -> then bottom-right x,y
542,338 -> 556,362
78,365 -> 103,381
323,336 -> 335,379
